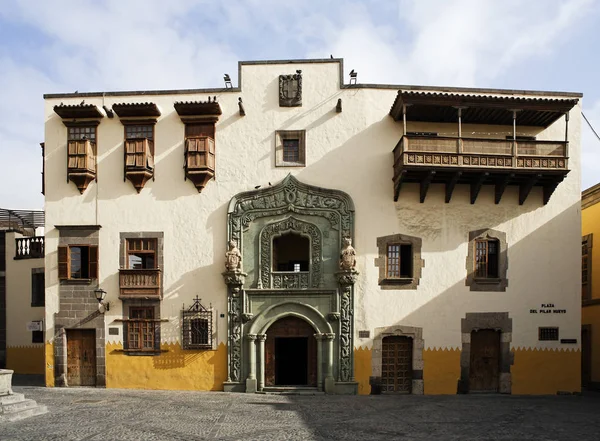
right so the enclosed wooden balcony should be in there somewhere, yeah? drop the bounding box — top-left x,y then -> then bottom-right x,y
119,269 -> 161,300
393,135 -> 569,204
67,139 -> 97,194
184,136 -> 215,193
389,90 -> 579,205
124,138 -> 154,193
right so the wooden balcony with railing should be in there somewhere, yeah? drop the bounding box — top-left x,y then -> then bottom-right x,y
14,236 -> 44,260
392,135 -> 569,205
119,268 -> 161,300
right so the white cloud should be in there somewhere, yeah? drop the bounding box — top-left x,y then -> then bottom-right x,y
0,0 -> 597,207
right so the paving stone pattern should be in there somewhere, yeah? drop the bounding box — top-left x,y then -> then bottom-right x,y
3,387 -> 600,440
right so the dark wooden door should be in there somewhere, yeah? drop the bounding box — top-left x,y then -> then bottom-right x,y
66,329 -> 96,386
469,329 -> 500,392
265,317 -> 317,386
381,336 -> 413,393
582,325 -> 592,387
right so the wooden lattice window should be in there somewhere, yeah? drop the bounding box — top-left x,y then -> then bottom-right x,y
127,238 -> 157,269
182,296 -> 213,350
386,244 -> 412,278
128,307 -> 156,351
539,327 -> 559,341
275,130 -> 306,167
67,126 -> 96,172
58,245 -> 98,280
583,235 -> 592,302
475,239 -> 499,278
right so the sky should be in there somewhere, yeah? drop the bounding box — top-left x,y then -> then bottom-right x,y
1,0 -> 599,209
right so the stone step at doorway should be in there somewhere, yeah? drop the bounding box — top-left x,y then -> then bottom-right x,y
260,386 -> 324,395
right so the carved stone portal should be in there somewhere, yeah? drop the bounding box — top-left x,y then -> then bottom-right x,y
225,174 -> 357,394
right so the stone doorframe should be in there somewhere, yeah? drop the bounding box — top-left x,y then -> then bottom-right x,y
370,325 -> 424,395
458,312 -> 513,394
246,301 -> 335,393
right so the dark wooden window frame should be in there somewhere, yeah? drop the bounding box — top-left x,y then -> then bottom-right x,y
126,238 -> 158,270
375,234 -> 423,290
386,243 -> 413,279
31,268 -> 45,307
58,244 -> 98,282
275,130 -> 306,167
474,238 -> 500,279
122,301 -> 162,355
32,330 -> 44,344
582,234 -> 593,303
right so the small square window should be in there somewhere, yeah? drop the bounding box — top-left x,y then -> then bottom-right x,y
58,245 -> 98,280
275,130 -> 306,167
386,244 -> 412,278
539,327 -> 559,341
32,330 -> 43,344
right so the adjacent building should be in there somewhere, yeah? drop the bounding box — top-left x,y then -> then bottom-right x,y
43,58 -> 581,394
582,183 -> 600,389
0,209 -> 45,376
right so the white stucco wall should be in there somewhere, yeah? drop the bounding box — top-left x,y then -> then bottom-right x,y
43,59 -> 581,352
5,232 -> 45,346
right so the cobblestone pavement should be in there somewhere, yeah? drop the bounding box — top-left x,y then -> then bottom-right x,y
3,387 -> 600,441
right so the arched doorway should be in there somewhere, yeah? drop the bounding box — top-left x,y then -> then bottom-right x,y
265,316 -> 317,387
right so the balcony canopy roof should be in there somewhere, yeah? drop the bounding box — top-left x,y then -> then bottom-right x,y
0,208 -> 45,230
112,102 -> 161,118
54,103 -> 104,119
174,100 -> 222,117
389,91 -> 579,127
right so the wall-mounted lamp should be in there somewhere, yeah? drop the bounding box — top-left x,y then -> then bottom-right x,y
349,69 -> 357,85
94,288 -> 110,312
224,74 -> 232,88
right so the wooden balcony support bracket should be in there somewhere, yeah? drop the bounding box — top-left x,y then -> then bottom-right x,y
470,172 -> 489,204
495,173 -> 515,205
519,174 -> 541,205
543,180 -> 560,205
393,169 -> 407,202
420,171 -> 435,203
445,171 -> 462,203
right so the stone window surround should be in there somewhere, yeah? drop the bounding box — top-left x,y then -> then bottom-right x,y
466,228 -> 508,292
375,233 -> 424,290
370,325 -> 424,395
275,130 -> 306,167
458,312 -> 513,394
54,225 -> 105,387
119,232 -> 164,355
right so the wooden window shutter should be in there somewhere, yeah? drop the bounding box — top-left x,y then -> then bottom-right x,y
58,246 -> 69,279
88,246 -> 99,279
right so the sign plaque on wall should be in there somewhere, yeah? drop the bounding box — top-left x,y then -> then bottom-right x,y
26,320 -> 43,331
529,303 -> 566,314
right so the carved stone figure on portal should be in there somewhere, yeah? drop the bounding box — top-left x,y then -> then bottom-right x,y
225,240 -> 242,271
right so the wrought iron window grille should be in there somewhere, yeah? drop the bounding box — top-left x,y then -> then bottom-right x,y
182,296 -> 213,350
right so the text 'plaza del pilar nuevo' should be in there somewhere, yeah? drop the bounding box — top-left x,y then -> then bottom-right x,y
4,58 -> 583,396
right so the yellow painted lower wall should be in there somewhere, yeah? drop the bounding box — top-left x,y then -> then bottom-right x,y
512,348 -> 580,394
45,342 -> 54,387
354,347 -> 371,395
423,348 -> 462,394
6,346 -> 45,375
106,342 -> 227,391
582,304 -> 600,382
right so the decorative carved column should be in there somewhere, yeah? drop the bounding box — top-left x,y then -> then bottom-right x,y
222,270 -> 247,392
323,333 -> 335,394
336,269 -> 358,384
257,334 -> 267,391
246,334 -> 257,393
314,333 -> 323,391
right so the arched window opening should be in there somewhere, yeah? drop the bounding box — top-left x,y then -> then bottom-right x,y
273,233 -> 309,272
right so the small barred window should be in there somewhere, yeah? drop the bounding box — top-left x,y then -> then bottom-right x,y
182,296 -> 213,350
539,327 -> 559,341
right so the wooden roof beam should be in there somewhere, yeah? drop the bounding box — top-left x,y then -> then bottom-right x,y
420,171 -> 435,203
519,174 -> 541,205
470,172 -> 489,204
